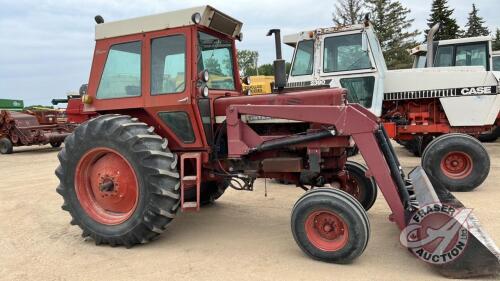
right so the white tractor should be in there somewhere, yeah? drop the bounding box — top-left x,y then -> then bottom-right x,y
408,30 -> 500,142
283,21 -> 500,192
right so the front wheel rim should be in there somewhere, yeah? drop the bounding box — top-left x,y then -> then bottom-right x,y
304,210 -> 349,251
440,151 -> 473,180
75,147 -> 139,225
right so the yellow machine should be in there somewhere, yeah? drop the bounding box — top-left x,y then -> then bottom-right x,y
242,75 -> 274,95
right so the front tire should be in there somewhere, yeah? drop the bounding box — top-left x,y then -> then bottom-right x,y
0,138 -> 13,154
50,141 -> 62,148
291,188 -> 370,263
421,133 -> 489,192
56,115 -> 180,247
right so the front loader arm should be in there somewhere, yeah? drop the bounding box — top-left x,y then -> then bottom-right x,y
225,102 -> 500,278
225,103 -> 410,228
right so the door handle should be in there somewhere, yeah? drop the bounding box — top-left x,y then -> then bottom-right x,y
177,97 -> 189,103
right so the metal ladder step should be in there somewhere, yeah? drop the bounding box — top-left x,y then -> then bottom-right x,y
182,202 -> 198,208
180,152 -> 201,211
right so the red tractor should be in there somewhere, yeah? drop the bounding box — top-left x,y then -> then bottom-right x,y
56,6 -> 499,278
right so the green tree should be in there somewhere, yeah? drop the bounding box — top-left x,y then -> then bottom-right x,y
332,0 -> 365,26
425,0 -> 460,40
493,28 -> 500,51
237,50 -> 259,76
254,63 -> 292,76
204,57 -> 222,75
257,64 -> 274,76
367,0 -> 420,69
464,4 -> 489,37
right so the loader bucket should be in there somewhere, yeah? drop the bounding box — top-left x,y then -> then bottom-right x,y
407,167 -> 500,278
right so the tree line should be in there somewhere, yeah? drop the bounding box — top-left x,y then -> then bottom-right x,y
239,0 -> 499,75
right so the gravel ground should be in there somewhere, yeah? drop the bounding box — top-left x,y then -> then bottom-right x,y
0,142 -> 498,281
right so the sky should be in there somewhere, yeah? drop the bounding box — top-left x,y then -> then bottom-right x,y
1,0 -> 499,106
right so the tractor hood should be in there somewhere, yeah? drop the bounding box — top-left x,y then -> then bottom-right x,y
384,66 -> 499,93
213,88 -> 346,123
384,67 -> 500,127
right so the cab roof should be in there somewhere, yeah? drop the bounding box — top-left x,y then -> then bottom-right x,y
284,24 -> 367,47
410,36 -> 492,55
95,5 -> 243,40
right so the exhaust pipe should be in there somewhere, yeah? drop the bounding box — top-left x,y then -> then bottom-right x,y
426,23 -> 440,68
267,29 -> 287,91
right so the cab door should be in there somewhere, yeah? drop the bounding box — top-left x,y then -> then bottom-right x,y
143,27 -> 205,150
319,30 -> 384,116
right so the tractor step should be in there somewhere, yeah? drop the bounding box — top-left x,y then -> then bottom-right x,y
182,202 -> 198,208
180,152 -> 201,212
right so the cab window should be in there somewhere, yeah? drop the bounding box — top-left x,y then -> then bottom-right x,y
415,55 -> 427,68
151,35 -> 186,95
198,32 -> 235,90
291,40 -> 314,76
435,46 -> 453,67
340,76 -> 374,108
323,33 -> 371,73
455,44 -> 487,69
97,41 -> 141,99
493,56 -> 500,71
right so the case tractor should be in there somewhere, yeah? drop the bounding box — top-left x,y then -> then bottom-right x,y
409,28 -> 500,143
56,6 -> 499,278
283,21 -> 500,192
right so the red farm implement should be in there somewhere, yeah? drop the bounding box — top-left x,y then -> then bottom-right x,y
0,109 -> 73,154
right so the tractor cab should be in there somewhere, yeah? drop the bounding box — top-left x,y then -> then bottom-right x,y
410,35 -> 493,70
284,22 -> 500,125
81,6 -> 243,150
284,23 -> 387,116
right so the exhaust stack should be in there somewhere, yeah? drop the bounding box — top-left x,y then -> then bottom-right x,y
267,29 -> 287,91
426,23 -> 440,68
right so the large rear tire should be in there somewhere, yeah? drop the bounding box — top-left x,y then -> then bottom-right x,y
421,133 -> 489,192
184,181 -> 228,206
344,161 -> 377,211
56,114 -> 180,247
291,188 -> 370,263
0,138 -> 13,154
477,126 -> 499,143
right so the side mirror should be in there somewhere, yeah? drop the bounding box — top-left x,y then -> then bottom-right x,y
361,32 -> 368,52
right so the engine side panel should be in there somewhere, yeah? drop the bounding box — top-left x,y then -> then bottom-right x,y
440,95 -> 500,126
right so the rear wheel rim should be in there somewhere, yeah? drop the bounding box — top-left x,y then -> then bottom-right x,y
75,147 -> 139,225
440,151 -> 473,179
341,174 -> 362,202
305,210 -> 349,251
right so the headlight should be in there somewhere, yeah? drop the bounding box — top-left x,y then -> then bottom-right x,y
200,85 -> 209,97
202,70 -> 209,82
191,13 -> 201,24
